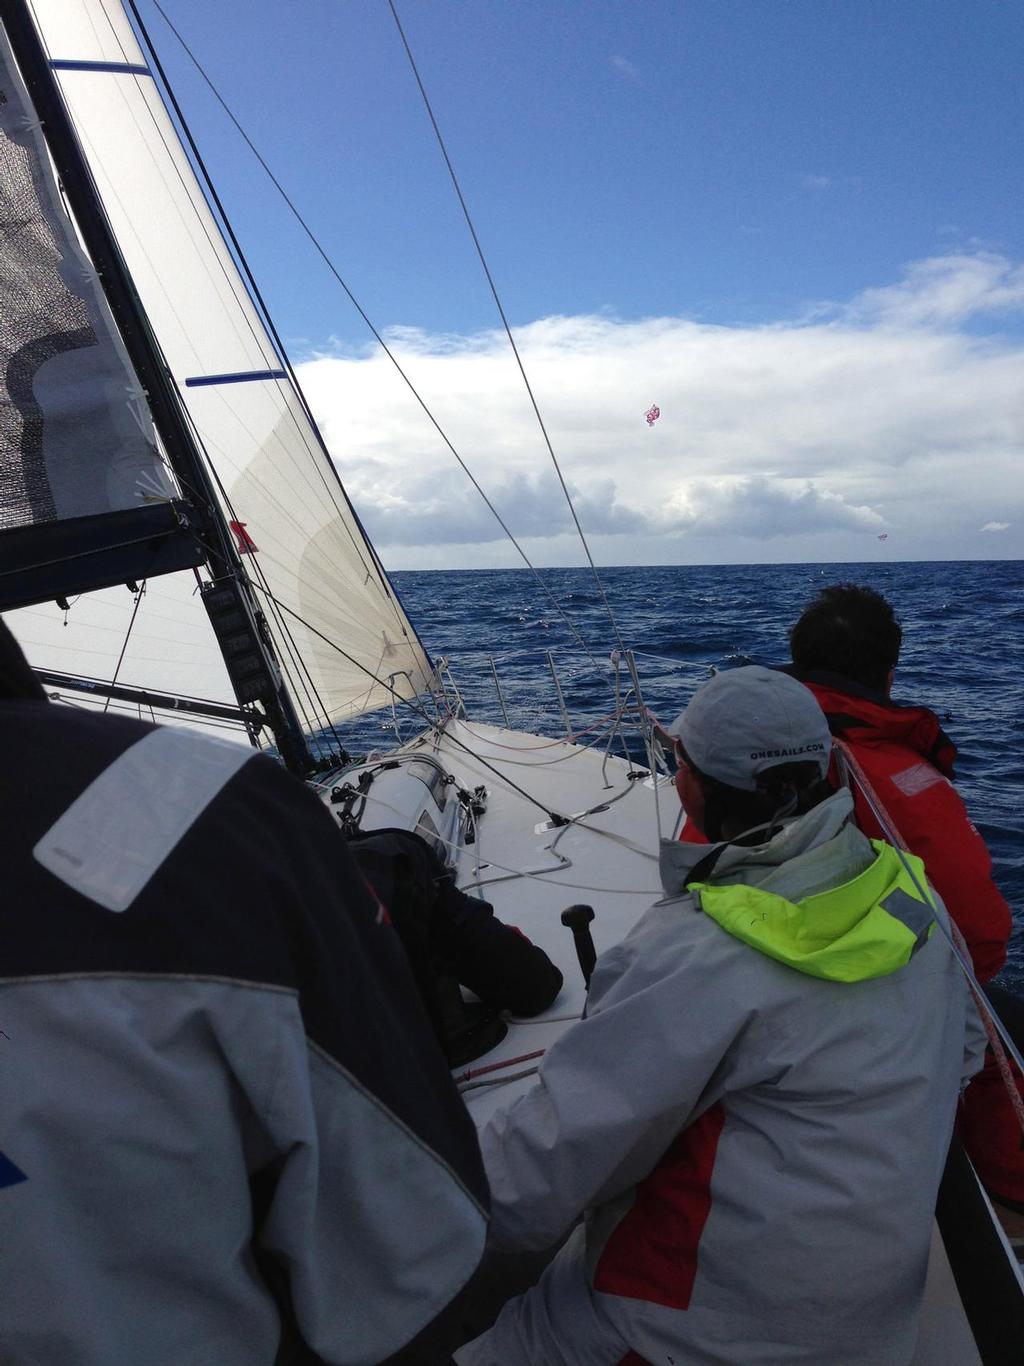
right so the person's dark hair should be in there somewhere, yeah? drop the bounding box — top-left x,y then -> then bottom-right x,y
0,619 -> 47,701
789,584 -> 901,693
696,759 -> 829,845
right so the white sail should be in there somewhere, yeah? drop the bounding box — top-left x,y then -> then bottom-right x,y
19,0 -> 434,725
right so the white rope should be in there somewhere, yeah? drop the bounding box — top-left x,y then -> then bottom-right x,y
459,1066 -> 540,1093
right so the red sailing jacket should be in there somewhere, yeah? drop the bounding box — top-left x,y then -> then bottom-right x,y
791,670 -> 1011,982
676,670 -> 1010,981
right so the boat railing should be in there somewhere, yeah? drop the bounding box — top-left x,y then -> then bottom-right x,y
428,646 -> 705,776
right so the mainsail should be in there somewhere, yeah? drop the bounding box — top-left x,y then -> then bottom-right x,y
5,0 -> 434,729
0,20 -> 200,608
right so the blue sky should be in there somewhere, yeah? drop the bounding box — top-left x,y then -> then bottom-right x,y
144,0 -> 1024,341
137,0 -> 1024,566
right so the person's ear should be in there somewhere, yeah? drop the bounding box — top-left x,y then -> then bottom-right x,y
676,764 -> 707,835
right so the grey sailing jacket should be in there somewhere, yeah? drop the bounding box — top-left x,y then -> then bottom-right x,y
458,790 -> 984,1366
0,701 -> 488,1365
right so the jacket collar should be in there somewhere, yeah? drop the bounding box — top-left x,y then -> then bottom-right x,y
782,666 -> 957,777
659,788 -> 868,900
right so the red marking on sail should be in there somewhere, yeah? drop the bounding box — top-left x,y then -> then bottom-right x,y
229,520 -> 258,554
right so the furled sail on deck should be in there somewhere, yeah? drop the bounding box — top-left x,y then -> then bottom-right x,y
0,21 -> 200,609
15,0 -> 434,726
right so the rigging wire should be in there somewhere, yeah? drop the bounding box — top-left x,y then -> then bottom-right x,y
252,581 -> 564,819
146,0 -> 605,672
102,580 -> 146,713
386,0 -> 628,657
255,575 -> 663,843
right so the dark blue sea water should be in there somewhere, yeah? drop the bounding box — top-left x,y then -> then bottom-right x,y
337,560 -> 1024,990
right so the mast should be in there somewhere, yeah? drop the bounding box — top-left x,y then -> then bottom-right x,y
2,1 -> 315,775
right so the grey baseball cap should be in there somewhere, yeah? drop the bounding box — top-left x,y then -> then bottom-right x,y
668,665 -> 832,792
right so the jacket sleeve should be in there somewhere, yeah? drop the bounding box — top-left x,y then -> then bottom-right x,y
231,763 -> 489,1364
856,773 -> 1012,982
349,829 -> 563,1018
434,874 -> 564,1016
479,905 -> 755,1251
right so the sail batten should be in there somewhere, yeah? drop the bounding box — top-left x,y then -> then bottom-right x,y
13,0 -> 435,725
49,59 -> 151,75
184,370 -> 287,388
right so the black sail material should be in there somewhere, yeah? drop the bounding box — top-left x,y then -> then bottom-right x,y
0,25 -> 201,606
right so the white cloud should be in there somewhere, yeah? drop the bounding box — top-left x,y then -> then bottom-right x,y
980,521 -> 1010,532
297,251 -> 1024,568
847,251 -> 1024,327
610,55 -> 638,79
802,174 -> 831,190
660,476 -> 883,539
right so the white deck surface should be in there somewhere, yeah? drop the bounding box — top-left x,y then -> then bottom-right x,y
427,718 -> 667,1121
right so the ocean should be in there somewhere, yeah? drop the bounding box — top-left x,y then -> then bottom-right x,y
335,559 -> 1024,991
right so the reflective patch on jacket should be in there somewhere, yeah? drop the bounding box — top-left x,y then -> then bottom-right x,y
34,728 -> 253,912
891,761 -> 948,798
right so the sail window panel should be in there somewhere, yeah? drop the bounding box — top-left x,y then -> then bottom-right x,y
35,0 -> 434,723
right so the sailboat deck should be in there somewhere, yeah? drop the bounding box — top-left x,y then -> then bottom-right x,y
409,718 -> 669,1119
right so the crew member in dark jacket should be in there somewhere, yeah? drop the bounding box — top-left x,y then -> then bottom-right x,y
348,828 -> 563,1066
0,619 -> 488,1366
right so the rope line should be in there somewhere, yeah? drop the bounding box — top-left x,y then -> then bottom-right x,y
101,580 -> 146,714
453,1048 -> 546,1084
459,1066 -> 539,1093
321,769 -> 660,895
386,0 -> 628,656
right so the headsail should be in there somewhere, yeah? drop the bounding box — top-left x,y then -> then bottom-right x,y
8,0 -> 434,726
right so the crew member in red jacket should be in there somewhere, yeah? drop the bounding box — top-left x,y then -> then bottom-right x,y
786,583 -> 1021,1216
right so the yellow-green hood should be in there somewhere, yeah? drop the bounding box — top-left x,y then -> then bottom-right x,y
690,840 -> 936,983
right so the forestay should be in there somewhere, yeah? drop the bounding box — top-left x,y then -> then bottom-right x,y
17,0 -> 433,725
